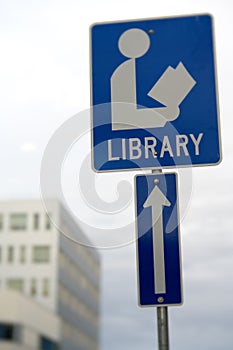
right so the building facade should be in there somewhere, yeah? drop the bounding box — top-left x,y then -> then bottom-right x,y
0,289 -> 60,350
0,199 -> 101,350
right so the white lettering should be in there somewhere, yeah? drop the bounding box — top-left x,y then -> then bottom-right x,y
129,138 -> 142,159
145,137 -> 157,159
108,140 -> 120,161
160,136 -> 174,158
176,135 -> 189,156
107,132 -> 204,162
189,133 -> 203,155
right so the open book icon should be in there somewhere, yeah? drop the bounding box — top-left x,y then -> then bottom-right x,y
148,62 -> 196,109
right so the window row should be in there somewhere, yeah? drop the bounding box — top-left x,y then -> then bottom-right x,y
62,318 -> 97,350
59,251 -> 99,302
0,323 -> 58,350
0,246 -> 50,264
2,277 -> 50,297
0,212 -> 52,231
59,283 -> 99,328
61,221 -> 100,276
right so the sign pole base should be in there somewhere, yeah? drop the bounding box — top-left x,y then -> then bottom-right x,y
157,306 -> 169,350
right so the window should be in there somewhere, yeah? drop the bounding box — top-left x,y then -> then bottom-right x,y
40,336 -> 59,350
7,246 -> 14,263
0,214 -> 3,230
0,323 -> 13,340
32,246 -> 50,263
7,279 -> 24,292
30,278 -> 37,296
19,246 -> 26,263
33,213 -> 40,230
9,213 -> 27,230
0,323 -> 20,341
45,213 -> 52,230
42,278 -> 49,297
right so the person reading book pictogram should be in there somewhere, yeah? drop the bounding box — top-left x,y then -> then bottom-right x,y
111,28 -> 196,130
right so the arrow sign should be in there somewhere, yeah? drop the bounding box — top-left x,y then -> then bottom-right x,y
135,173 -> 182,307
143,180 -> 171,294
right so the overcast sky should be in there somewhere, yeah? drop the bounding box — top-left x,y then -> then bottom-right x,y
1,0 -> 233,349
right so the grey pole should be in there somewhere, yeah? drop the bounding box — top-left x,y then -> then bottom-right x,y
157,306 -> 169,350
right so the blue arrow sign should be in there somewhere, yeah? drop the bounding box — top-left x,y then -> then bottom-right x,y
135,173 -> 182,306
90,14 -> 221,172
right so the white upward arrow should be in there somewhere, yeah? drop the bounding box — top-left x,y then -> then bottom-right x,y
143,180 -> 171,294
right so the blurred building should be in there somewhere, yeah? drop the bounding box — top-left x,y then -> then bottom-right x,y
0,199 -> 101,350
0,289 -> 60,350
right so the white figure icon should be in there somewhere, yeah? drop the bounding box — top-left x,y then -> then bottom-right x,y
111,28 -> 196,130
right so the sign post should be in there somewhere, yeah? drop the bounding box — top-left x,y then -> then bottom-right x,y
157,307 -> 169,350
90,13 -> 221,350
136,171 -> 181,348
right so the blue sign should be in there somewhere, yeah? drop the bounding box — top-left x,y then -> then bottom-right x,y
90,14 -> 221,171
135,173 -> 182,306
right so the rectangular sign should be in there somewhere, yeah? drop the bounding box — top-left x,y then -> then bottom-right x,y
90,14 -> 221,172
135,173 -> 182,306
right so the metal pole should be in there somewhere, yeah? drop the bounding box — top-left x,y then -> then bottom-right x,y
157,306 -> 169,350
